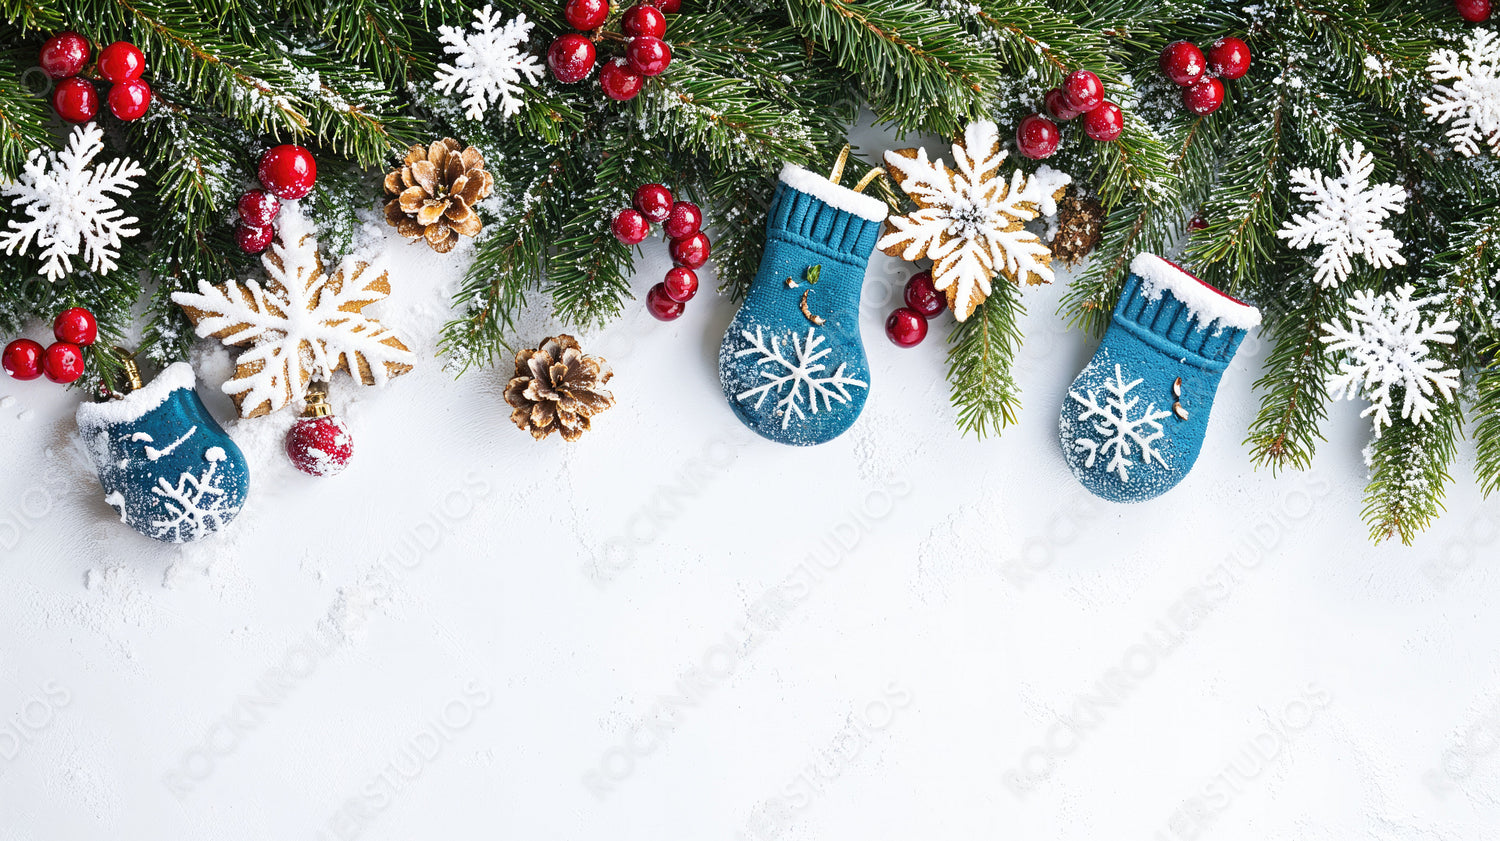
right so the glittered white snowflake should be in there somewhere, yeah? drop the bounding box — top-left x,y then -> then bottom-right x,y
1277,142 -> 1406,289
1321,285 -> 1460,437
1424,28 -> 1500,157
733,326 -> 868,430
434,6 -> 545,121
878,120 -> 1070,321
1068,365 -> 1172,482
0,122 -> 145,282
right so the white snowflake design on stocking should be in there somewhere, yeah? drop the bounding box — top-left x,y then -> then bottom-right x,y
732,326 -> 869,430
103,439 -> 242,544
434,5 -> 545,120
1423,27 -> 1500,158
0,122 -> 145,281
1277,142 -> 1406,289
1321,284 -> 1460,436
1068,364 -> 1172,482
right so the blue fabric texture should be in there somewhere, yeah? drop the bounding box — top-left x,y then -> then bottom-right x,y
718,171 -> 882,446
76,362 -> 250,543
1057,263 -> 1254,503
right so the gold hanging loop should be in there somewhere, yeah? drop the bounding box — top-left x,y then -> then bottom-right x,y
111,346 -> 144,394
853,167 -> 887,194
827,145 -> 852,186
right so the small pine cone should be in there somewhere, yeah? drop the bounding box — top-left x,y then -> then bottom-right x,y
383,138 -> 494,254
504,335 -> 615,442
1051,187 -> 1105,268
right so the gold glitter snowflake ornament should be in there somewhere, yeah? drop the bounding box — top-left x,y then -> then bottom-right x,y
878,120 -> 1071,321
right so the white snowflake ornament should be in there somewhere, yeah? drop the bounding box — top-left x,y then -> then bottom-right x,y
1067,364 -> 1172,482
0,122 -> 145,282
434,6 -> 545,121
1321,285 -> 1460,437
1424,28 -> 1500,157
878,120 -> 1071,321
732,326 -> 869,431
1277,142 -> 1407,289
172,207 -> 415,418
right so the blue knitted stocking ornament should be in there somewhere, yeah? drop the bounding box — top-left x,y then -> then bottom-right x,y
718,164 -> 888,446
1058,254 -> 1261,502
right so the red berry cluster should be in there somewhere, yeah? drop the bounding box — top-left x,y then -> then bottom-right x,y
885,271 -> 945,348
236,145 -> 318,254
1457,0 -> 1492,22
612,184 -> 710,321
547,0 -> 679,102
40,33 -> 152,123
1159,37 -> 1251,117
1019,70 -> 1124,160
3,308 -> 97,385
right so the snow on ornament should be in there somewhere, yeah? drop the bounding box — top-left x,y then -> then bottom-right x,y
284,382 -> 353,477
1066,363 -> 1172,483
0,122 -> 145,282
76,360 -> 249,543
878,120 -> 1072,321
434,6 -> 545,120
1321,284 -> 1460,437
1276,142 -> 1406,289
1424,27 -> 1500,157
171,207 -> 414,419
730,325 -> 869,432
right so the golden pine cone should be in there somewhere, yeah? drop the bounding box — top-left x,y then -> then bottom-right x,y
504,335 -> 615,442
1051,187 -> 1105,268
383,138 -> 494,254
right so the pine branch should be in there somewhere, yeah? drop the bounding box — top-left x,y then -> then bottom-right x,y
0,40 -> 52,177
1244,276 -> 1339,471
947,279 -> 1025,438
1362,398 -> 1462,545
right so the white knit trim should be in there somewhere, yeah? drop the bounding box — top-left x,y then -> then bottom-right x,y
778,163 -> 889,222
76,362 -> 200,430
1130,253 -> 1262,331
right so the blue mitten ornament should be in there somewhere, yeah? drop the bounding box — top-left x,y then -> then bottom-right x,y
76,362 -> 250,543
718,163 -> 889,446
1058,254 -> 1261,502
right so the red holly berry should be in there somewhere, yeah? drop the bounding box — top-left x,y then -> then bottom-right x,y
39,32 -> 90,80
599,57 -> 645,101
286,414 -> 354,477
52,77 -> 99,123
257,144 -> 317,199
2,340 -> 45,381
1159,40 -> 1207,87
107,79 -> 152,121
1083,101 -> 1124,142
612,208 -> 650,244
1043,88 -> 1083,122
1188,214 -> 1209,231
623,4 -> 668,38
669,232 -> 711,269
903,271 -> 945,319
564,0 -> 611,31
626,36 -> 672,77
238,189 -> 281,228
650,0 -> 682,12
235,222 -> 275,254
1207,37 -> 1252,80
663,201 -> 702,239
1182,77 -> 1225,116
633,183 -> 674,222
646,283 -> 685,320
1062,69 -> 1104,113
548,34 -> 596,83
662,267 -> 699,302
1016,113 -> 1060,160
1458,0 -> 1493,20
885,308 -> 928,347
53,307 -> 98,347
42,342 -> 85,384
97,41 -> 146,83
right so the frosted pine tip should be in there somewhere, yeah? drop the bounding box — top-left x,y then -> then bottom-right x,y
1130,253 -> 1262,331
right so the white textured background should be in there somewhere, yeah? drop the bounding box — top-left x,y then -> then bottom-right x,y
2,125 -> 1499,841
